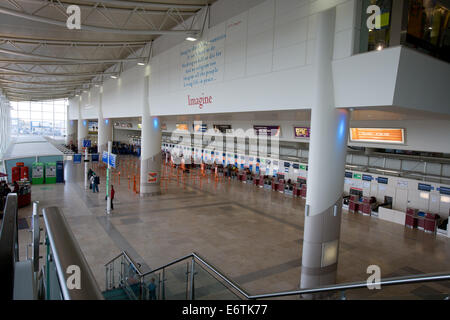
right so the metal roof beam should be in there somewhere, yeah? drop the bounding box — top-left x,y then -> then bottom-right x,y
0,67 -> 114,77
14,0 -> 201,13
0,48 -> 141,63
0,7 -> 201,35
0,36 -> 150,47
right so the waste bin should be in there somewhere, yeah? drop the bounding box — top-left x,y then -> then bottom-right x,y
56,161 -> 64,183
45,162 -> 57,184
32,162 -> 44,184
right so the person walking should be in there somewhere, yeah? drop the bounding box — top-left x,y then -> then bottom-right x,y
90,174 -> 96,192
94,175 -> 100,193
110,185 -> 115,210
147,278 -> 157,300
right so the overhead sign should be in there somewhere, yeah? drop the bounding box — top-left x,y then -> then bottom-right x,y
418,183 -> 433,192
73,154 -> 82,164
91,154 -> 99,162
193,123 -> 207,133
109,153 -> 117,168
83,139 -> 91,148
213,124 -> 232,134
102,151 -> 108,164
176,123 -> 189,131
294,127 -> 310,138
253,125 -> 280,137
350,128 -> 405,144
377,177 -> 389,184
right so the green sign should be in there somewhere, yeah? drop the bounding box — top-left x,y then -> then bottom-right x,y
353,173 -> 362,180
300,165 -> 307,170
106,168 -> 110,197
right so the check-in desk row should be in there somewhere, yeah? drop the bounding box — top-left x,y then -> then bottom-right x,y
405,208 -> 440,233
238,173 -> 307,198
348,195 -> 377,216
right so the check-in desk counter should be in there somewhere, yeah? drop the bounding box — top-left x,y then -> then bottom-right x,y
405,208 -> 440,233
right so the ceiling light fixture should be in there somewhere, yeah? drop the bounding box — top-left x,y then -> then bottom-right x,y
110,75 -> 118,79
137,62 -> 146,66
186,37 -> 197,42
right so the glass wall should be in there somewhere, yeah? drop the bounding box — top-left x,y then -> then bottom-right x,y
10,99 -> 67,138
405,0 -> 450,62
360,0 -> 450,62
360,0 -> 393,53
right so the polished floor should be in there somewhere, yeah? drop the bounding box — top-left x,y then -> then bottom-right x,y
15,157 -> 450,299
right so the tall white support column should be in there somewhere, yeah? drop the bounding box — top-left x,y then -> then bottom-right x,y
77,96 -> 88,149
97,86 -> 112,155
140,69 -> 161,196
300,7 -> 350,290
66,119 -> 77,146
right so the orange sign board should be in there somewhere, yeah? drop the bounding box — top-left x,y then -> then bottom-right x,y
176,123 -> 189,131
350,128 -> 405,144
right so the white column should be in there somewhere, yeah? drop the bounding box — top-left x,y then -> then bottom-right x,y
140,68 -> 161,196
77,96 -> 88,149
66,119 -> 77,146
97,86 -> 112,155
300,7 -> 350,290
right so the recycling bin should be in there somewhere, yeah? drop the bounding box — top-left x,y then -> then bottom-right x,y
56,161 -> 64,183
32,162 -> 44,185
45,162 -> 57,184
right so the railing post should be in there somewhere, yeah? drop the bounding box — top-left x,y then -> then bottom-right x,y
340,290 -> 346,300
105,265 -> 108,290
189,257 -> 195,300
139,276 -> 144,300
162,268 -> 166,300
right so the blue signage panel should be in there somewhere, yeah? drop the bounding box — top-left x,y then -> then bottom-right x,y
102,151 -> 108,164
109,153 -> 117,168
362,174 -> 373,181
345,171 -> 353,178
73,154 -> 82,164
377,177 -> 389,184
83,139 -> 91,148
418,183 -> 433,192
91,154 -> 99,162
439,187 -> 450,195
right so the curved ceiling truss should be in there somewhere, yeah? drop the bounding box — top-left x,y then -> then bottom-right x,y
0,0 -> 213,101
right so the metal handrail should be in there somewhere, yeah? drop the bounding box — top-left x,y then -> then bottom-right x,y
0,194 -> 18,300
125,250 -> 450,300
43,207 -> 104,300
104,251 -> 144,276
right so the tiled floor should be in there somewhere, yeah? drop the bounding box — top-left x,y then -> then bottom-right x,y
14,157 -> 450,299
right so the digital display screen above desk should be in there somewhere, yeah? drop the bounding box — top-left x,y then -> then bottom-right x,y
350,128 -> 405,144
345,171 -> 353,178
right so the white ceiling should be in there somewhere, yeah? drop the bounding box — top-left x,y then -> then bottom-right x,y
0,0 -> 215,101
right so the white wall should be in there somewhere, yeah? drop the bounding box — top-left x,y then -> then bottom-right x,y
102,66 -> 146,118
148,0 -> 356,116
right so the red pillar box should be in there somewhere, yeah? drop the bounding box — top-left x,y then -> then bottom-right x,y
424,213 -> 439,233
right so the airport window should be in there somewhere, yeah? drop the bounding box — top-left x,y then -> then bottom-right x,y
9,99 -> 68,138
360,0 -> 450,62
